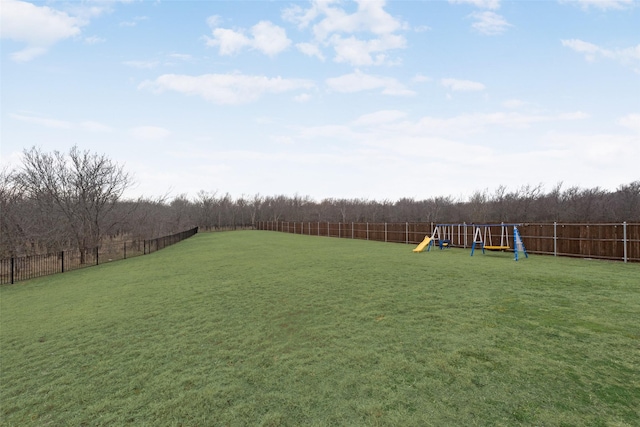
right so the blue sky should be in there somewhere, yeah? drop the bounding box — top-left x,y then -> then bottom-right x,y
2,0 -> 639,201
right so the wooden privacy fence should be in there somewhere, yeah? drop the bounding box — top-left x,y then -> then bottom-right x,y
0,227 -> 198,285
257,221 -> 640,263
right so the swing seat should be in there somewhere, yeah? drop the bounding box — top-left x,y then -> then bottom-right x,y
439,239 -> 451,249
484,246 -> 511,251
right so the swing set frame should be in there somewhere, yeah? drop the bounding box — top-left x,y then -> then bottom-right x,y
425,223 -> 528,261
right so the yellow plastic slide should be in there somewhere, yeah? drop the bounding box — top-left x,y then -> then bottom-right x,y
412,236 -> 431,253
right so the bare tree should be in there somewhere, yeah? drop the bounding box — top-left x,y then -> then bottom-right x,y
0,168 -> 27,257
613,181 -> 640,221
14,146 -> 133,263
467,189 -> 489,223
537,181 -> 564,222
248,194 -> 263,227
195,190 -> 217,231
170,194 -> 194,231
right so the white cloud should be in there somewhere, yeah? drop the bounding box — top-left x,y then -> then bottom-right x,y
413,25 -> 432,33
119,15 -> 148,28
123,60 -> 160,69
469,11 -> 512,35
400,110 -> 589,137
283,0 -> 407,66
449,0 -> 501,10
281,2 -> 320,29
10,113 -> 112,132
294,93 -> 312,103
10,113 -> 72,129
125,54 -> 195,69
0,0 -> 82,61
65,0 -> 134,22
289,0 -> 407,40
412,74 -> 432,83
326,70 -> 415,96
544,131 -> 639,167
294,124 -> 359,141
502,99 -> 527,109
270,135 -> 296,145
296,42 -> 325,60
562,39 -> 640,66
206,15 -> 222,28
206,28 -> 251,55
251,21 -> 292,56
130,126 -> 171,141
558,111 -> 590,120
352,110 -> 407,126
205,20 -> 291,57
618,113 -> 640,132
139,73 -> 316,105
562,39 -> 601,61
330,33 -> 406,66
449,0 -> 512,35
9,47 -> 49,63
148,112 -> 632,201
559,0 -> 635,11
84,35 -> 105,44
168,53 -> 193,61
441,78 -> 486,91
79,121 -> 113,132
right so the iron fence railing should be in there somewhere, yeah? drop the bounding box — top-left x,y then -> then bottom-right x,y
0,227 -> 198,285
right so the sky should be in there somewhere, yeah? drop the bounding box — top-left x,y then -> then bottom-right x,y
1,0 -> 639,202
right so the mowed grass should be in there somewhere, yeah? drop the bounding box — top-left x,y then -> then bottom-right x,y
1,231 -> 639,426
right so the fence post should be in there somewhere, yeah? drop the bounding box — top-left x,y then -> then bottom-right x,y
367,222 -> 369,241
623,221 -> 628,263
352,222 -> 354,239
124,242 -> 127,260
554,222 -> 557,257
385,223 -> 388,242
406,222 -> 409,244
96,247 -> 99,265
339,222 -> 341,238
10,257 -> 14,284
61,251 -> 64,273
464,223 -> 467,248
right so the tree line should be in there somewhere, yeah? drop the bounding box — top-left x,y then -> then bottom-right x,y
1,146 -> 638,258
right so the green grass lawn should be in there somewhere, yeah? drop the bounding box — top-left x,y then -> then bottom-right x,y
1,231 -> 639,426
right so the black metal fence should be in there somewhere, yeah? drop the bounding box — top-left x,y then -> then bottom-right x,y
0,227 -> 198,285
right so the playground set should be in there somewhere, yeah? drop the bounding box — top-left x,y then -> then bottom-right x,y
413,223 -> 528,261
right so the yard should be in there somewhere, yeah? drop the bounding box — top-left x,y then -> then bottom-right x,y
1,231 -> 638,426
